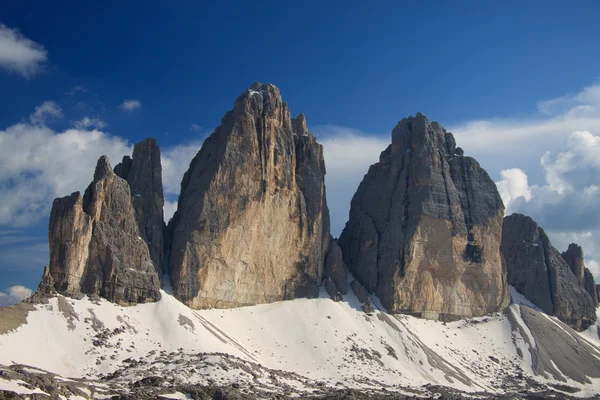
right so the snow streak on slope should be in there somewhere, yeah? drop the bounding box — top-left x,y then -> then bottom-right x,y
1,287 -> 600,398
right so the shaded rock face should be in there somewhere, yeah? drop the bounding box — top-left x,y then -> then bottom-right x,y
501,214 -> 596,331
36,266 -> 55,296
561,243 -> 599,307
323,239 -> 349,296
338,113 -> 509,321
48,156 -> 161,305
114,138 -> 166,277
168,83 -> 330,309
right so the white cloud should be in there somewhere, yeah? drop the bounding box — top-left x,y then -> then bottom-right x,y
190,124 -> 202,132
30,101 -> 62,125
74,116 -> 106,130
314,125 -> 389,236
120,99 -> 141,112
161,141 -> 204,196
0,24 -> 47,78
163,201 -> 178,223
0,285 -> 32,306
495,168 -> 532,213
0,103 -> 131,227
65,86 -> 88,96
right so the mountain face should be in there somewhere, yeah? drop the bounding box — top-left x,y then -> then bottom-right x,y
338,113 -> 509,320
114,138 -> 166,277
562,243 -> 600,307
168,83 -> 331,309
501,214 -> 596,331
47,154 -> 161,305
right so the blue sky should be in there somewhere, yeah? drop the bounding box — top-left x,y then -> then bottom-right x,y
1,1 -> 600,304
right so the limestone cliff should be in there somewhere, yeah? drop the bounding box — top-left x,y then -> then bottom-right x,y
114,138 -> 166,277
168,82 -> 330,309
561,243 -> 599,307
338,113 -> 509,320
48,156 -> 161,305
501,214 -> 596,331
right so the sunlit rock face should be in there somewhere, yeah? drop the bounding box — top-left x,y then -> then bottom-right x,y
168,83 -> 331,309
339,113 -> 510,321
48,155 -> 161,305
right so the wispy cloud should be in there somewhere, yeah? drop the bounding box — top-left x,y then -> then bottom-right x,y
65,86 -> 88,96
0,24 -> 47,78
190,124 -> 202,132
29,101 -> 62,125
120,99 -> 141,112
74,116 -> 106,130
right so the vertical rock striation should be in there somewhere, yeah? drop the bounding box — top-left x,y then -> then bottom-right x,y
561,243 -> 599,308
168,82 -> 330,309
114,138 -> 166,277
48,156 -> 161,305
338,113 -> 509,320
501,214 -> 596,331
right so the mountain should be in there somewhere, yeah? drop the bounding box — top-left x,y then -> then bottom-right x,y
47,154 -> 161,305
501,213 -> 597,331
114,138 -> 166,278
0,286 -> 599,399
167,83 -> 331,309
338,113 -> 509,320
2,85 -> 600,398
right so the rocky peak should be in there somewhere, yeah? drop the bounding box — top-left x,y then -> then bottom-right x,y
561,243 -> 585,284
168,83 -> 330,309
501,213 -> 596,331
339,113 -> 509,320
47,150 -> 161,305
561,243 -> 599,307
114,138 -> 166,276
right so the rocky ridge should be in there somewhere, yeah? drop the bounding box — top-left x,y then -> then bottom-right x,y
338,113 -> 509,320
501,213 -> 597,331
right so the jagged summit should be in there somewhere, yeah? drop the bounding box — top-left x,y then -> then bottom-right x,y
47,141 -> 162,305
168,83 -> 331,309
339,113 -> 509,320
501,213 -> 597,331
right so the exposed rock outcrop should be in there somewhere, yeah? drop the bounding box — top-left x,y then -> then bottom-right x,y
48,156 -> 161,305
168,83 -> 330,309
114,138 -> 166,277
36,266 -> 56,296
501,214 -> 596,331
338,113 -> 509,320
323,239 -> 349,296
561,243 -> 599,307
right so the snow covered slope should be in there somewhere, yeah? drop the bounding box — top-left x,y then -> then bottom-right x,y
1,287 -> 600,398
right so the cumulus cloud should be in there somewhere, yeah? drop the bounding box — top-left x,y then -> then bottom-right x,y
495,168 -> 532,212
120,99 -> 141,112
0,24 -> 47,78
0,103 -> 131,227
0,285 -> 33,306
